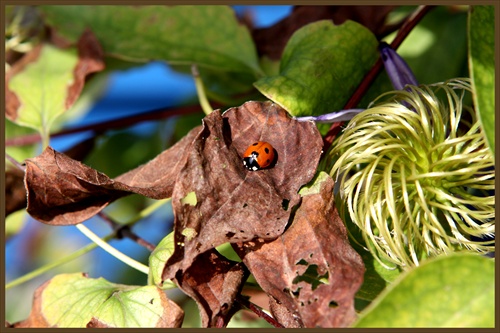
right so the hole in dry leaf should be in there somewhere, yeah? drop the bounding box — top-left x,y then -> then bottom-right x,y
329,300 -> 339,308
226,232 -> 235,238
296,259 -> 308,266
243,203 -> 248,208
292,287 -> 301,297
281,199 -> 290,211
293,263 -> 329,291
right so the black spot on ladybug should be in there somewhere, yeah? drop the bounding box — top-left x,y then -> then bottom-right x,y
242,141 -> 277,171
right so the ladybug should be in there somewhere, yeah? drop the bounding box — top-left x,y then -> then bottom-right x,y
242,141 -> 276,171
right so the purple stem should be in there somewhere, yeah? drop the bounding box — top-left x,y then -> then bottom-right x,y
295,109 -> 365,123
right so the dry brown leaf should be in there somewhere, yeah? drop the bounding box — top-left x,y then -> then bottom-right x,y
174,250 -> 249,328
24,128 -> 199,225
163,101 -> 323,279
234,174 -> 364,328
5,168 -> 26,216
66,29 -> 105,108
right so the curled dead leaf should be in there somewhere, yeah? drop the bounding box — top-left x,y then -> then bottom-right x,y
66,29 -> 105,108
24,128 -> 199,225
24,101 -> 323,291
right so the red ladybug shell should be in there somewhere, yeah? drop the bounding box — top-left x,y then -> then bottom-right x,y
242,141 -> 276,171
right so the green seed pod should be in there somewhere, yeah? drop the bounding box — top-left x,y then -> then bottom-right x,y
329,78 -> 494,269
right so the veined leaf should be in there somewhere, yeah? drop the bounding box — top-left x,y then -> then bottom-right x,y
40,5 -> 262,76
16,273 -> 183,328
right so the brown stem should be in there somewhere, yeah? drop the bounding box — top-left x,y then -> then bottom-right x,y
97,212 -> 156,252
235,294 -> 285,328
5,102 -> 216,147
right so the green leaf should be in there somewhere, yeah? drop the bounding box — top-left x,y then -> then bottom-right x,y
5,209 -> 28,239
254,20 -> 379,117
468,5 -> 495,155
5,118 -> 38,166
40,273 -> 181,327
298,171 -> 331,196
7,44 -> 78,138
40,5 -> 262,76
354,254 -> 495,328
148,232 -> 176,288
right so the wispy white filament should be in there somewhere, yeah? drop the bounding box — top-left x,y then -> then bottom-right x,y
329,78 -> 495,268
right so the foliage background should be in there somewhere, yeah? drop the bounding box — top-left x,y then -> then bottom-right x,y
5,5 -> 495,328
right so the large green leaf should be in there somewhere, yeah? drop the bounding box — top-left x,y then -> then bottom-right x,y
468,5 -> 495,155
36,273 -> 182,327
254,20 -> 379,117
40,5 -> 262,76
354,254 -> 495,328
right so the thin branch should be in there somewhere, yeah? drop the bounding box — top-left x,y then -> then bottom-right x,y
97,212 -> 156,252
5,152 -> 26,172
235,295 -> 285,328
5,103 -> 216,147
7,199 -> 171,289
322,5 -> 435,151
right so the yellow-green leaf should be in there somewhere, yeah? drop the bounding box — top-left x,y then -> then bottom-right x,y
148,232 -> 176,289
29,273 -> 183,327
7,45 -> 78,137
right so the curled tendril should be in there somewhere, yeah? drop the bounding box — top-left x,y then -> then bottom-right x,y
329,78 -> 494,269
